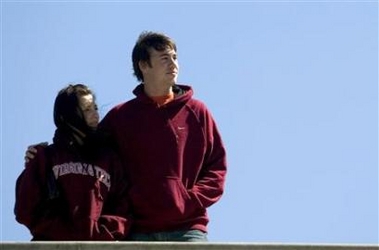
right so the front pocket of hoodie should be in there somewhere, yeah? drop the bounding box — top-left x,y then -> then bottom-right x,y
130,176 -> 191,219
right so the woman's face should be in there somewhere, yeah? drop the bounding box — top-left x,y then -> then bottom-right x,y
79,94 -> 99,129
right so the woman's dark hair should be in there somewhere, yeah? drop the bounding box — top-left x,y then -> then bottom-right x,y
53,84 -> 95,133
132,31 -> 177,82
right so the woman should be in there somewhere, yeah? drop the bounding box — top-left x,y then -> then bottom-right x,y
14,84 -> 131,240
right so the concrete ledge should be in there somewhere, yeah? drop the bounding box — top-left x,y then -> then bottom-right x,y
1,242 -> 378,250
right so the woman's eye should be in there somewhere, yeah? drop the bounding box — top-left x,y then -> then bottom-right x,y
83,105 -> 97,112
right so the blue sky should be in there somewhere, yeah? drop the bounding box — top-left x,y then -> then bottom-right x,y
1,0 -> 378,244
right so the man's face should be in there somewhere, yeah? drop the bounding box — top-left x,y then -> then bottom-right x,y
141,47 -> 179,86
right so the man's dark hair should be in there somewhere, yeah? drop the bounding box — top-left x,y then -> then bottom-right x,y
132,31 -> 177,82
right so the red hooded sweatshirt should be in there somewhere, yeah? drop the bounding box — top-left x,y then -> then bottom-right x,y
100,84 -> 227,233
14,144 -> 131,240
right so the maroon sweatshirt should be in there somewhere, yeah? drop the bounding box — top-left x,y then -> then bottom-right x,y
100,84 -> 227,233
14,144 -> 131,240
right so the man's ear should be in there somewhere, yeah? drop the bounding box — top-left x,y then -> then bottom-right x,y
139,60 -> 149,73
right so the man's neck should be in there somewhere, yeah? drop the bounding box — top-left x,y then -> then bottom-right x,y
143,81 -> 174,97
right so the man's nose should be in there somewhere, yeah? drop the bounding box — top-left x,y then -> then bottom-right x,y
168,58 -> 178,69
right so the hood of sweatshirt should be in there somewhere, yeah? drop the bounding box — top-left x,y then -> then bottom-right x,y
132,83 -> 193,107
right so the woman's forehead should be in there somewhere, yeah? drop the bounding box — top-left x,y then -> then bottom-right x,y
79,94 -> 94,107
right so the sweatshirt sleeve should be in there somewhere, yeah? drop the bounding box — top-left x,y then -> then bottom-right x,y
14,146 -> 49,230
189,108 -> 227,209
14,146 -> 75,240
98,108 -> 121,155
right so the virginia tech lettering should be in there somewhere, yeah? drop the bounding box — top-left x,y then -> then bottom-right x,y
52,162 -> 111,190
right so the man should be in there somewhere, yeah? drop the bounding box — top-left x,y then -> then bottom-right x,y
24,31 -> 227,241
